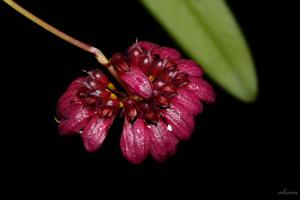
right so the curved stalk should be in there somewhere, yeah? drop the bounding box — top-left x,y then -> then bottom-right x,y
3,0 -> 121,86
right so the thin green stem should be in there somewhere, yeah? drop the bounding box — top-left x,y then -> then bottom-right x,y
3,0 -> 121,86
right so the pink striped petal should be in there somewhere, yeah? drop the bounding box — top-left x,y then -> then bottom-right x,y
170,102 -> 195,131
172,89 -> 203,116
58,105 -> 92,135
120,68 -> 153,99
176,59 -> 204,77
153,47 -> 181,60
120,118 -> 151,164
185,78 -> 216,103
148,120 -> 178,162
57,77 -> 85,115
81,116 -> 115,152
161,108 -> 193,140
130,41 -> 159,52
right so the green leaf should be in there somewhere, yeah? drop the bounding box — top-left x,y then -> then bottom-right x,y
140,0 -> 258,102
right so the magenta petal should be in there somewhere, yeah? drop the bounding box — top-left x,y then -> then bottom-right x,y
57,77 -> 85,115
120,68 -> 153,98
173,89 -> 203,116
57,95 -> 75,117
176,59 -> 204,77
131,41 -> 159,51
81,116 -> 115,152
170,102 -> 195,132
120,118 -> 151,164
148,120 -> 177,162
58,105 -> 92,135
186,78 -> 216,103
61,77 -> 85,95
153,47 -> 181,60
161,108 -> 193,140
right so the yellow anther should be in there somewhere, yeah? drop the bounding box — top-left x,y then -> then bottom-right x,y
108,82 -> 116,91
133,95 -> 142,101
110,93 -> 118,100
120,102 -> 124,108
149,75 -> 155,82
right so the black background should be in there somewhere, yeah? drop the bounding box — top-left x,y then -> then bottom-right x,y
1,0 -> 299,199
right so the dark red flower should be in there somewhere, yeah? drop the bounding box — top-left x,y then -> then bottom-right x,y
56,70 -> 121,152
56,41 -> 215,164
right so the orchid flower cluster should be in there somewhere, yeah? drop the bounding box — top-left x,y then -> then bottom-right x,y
56,41 -> 215,164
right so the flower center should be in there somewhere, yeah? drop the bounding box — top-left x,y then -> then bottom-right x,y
75,69 -> 121,119
74,45 -> 193,126
110,45 -> 192,125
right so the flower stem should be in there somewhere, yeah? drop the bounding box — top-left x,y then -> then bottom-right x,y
3,0 -> 121,85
